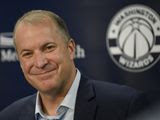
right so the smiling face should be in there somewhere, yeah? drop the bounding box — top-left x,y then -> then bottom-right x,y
14,20 -> 76,95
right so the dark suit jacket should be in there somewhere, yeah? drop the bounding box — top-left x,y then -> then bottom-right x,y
0,76 -> 147,120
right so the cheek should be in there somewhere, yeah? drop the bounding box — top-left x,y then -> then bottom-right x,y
48,51 -> 64,63
20,59 -> 33,74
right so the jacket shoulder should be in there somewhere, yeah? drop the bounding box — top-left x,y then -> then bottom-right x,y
91,80 -> 147,118
92,80 -> 141,100
0,94 -> 36,119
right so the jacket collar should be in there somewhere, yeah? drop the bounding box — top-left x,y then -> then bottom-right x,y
74,75 -> 97,120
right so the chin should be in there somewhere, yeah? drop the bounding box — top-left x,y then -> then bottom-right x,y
39,83 -> 60,94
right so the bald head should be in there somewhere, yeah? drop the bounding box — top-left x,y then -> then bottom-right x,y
13,10 -> 71,48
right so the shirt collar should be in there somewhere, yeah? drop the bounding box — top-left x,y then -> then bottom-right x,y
35,69 -> 81,118
60,69 -> 81,110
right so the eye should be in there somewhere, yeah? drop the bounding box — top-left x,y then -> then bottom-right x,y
44,44 -> 56,52
21,51 -> 33,58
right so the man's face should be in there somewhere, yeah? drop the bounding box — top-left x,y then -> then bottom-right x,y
14,21 -> 75,95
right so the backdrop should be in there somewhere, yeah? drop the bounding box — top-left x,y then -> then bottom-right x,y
0,0 -> 160,111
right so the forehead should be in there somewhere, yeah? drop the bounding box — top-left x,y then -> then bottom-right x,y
14,22 -> 65,50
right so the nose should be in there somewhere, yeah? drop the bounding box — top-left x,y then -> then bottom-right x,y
34,52 -> 48,68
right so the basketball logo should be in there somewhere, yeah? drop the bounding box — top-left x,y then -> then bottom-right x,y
106,4 -> 160,72
119,18 -> 154,59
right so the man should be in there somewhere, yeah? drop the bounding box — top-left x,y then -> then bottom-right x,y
0,10 -> 147,120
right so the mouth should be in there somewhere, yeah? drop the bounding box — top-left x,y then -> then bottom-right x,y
34,69 -> 56,80
30,64 -> 57,75
36,69 -> 55,75
29,64 -> 58,80
35,68 -> 56,75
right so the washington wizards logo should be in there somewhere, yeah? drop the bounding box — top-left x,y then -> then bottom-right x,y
106,4 -> 160,72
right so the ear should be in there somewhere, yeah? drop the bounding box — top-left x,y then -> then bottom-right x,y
67,39 -> 76,60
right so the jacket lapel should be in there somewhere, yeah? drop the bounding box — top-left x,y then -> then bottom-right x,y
19,94 -> 36,120
74,76 -> 97,120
